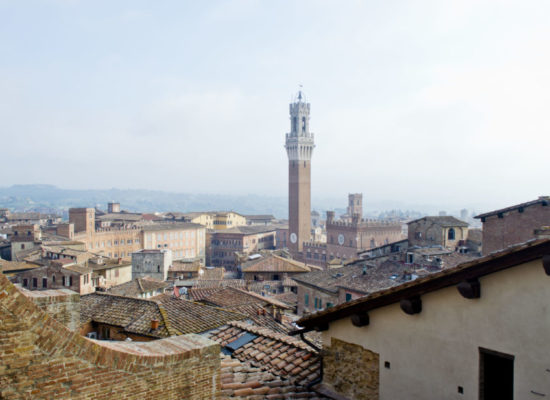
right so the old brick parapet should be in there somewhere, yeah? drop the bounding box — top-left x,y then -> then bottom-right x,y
18,286 -> 81,331
0,273 -> 221,399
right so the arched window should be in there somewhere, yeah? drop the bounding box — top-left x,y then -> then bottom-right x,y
448,228 -> 455,240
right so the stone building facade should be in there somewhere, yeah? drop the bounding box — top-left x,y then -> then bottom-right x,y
0,273 -> 221,399
16,263 -> 95,295
407,216 -> 469,249
476,196 -> 550,255
209,226 -> 276,269
131,249 -> 172,281
326,212 -> 403,262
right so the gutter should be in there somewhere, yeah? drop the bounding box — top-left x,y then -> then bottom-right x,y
291,328 -> 323,390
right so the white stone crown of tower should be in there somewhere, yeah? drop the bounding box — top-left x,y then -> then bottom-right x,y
285,91 -> 315,161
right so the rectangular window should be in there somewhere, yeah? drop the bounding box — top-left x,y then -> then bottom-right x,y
42,278 -> 47,288
326,302 -> 333,308
314,297 -> 318,308
32,278 -> 37,288
23,278 -> 28,287
479,348 -> 514,400
120,239 -> 124,245
135,238 -> 139,244
114,240 -> 118,245
345,293 -> 352,302
305,293 -> 309,306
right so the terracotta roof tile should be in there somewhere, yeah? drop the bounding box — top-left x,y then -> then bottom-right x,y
106,277 -> 170,298
209,321 -> 321,388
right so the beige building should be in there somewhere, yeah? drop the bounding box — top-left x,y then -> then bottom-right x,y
293,239 -> 550,400
68,208 -> 205,262
177,211 -> 247,230
142,223 -> 205,262
88,258 -> 132,289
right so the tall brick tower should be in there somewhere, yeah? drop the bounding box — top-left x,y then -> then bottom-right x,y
285,91 -> 315,258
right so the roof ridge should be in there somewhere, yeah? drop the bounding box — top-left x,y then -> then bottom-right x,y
156,304 -> 181,336
86,291 -> 161,304
137,278 -> 145,292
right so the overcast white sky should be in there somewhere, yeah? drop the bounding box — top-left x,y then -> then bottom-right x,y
1,0 -> 549,212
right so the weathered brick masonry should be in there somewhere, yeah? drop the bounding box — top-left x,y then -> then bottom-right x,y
0,273 -> 220,400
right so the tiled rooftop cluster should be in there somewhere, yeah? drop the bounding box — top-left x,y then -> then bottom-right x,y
210,321 -> 321,388
196,287 -> 292,333
106,277 -> 170,297
81,292 -> 247,338
219,354 -> 327,399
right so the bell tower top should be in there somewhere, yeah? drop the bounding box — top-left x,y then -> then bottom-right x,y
285,89 -> 315,161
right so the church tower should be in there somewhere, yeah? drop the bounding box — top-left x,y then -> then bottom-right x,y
285,91 -> 315,257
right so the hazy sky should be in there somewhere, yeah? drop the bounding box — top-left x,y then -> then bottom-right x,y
1,0 -> 549,212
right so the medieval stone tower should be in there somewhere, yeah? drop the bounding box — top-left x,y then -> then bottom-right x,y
285,91 -> 315,258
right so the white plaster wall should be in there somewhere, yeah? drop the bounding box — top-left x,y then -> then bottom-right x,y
323,259 -> 550,399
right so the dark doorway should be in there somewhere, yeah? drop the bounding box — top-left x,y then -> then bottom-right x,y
480,347 -> 514,400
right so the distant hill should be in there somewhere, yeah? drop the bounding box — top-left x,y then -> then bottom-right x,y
0,185 -> 291,218
0,185 -> 467,221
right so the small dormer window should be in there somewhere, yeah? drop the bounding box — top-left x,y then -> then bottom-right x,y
448,228 -> 456,240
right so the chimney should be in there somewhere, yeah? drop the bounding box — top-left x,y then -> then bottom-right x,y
151,319 -> 159,330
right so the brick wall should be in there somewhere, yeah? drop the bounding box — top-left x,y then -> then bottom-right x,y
0,273 -> 220,399
482,203 -> 550,255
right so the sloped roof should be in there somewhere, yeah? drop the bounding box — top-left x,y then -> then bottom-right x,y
228,304 -> 290,334
272,292 -> 298,308
106,277 -> 170,298
0,260 -> 40,273
241,254 -> 310,273
408,216 -> 468,227
153,294 -> 247,334
169,261 -> 201,273
200,287 -> 291,310
209,321 -> 321,387
63,264 -> 92,275
142,223 -> 204,232
80,293 -> 173,338
213,226 -> 277,235
219,354 -> 327,398
475,196 -> 550,218
188,287 -> 224,301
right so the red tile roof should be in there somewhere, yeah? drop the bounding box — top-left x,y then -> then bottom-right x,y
210,321 -> 322,389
